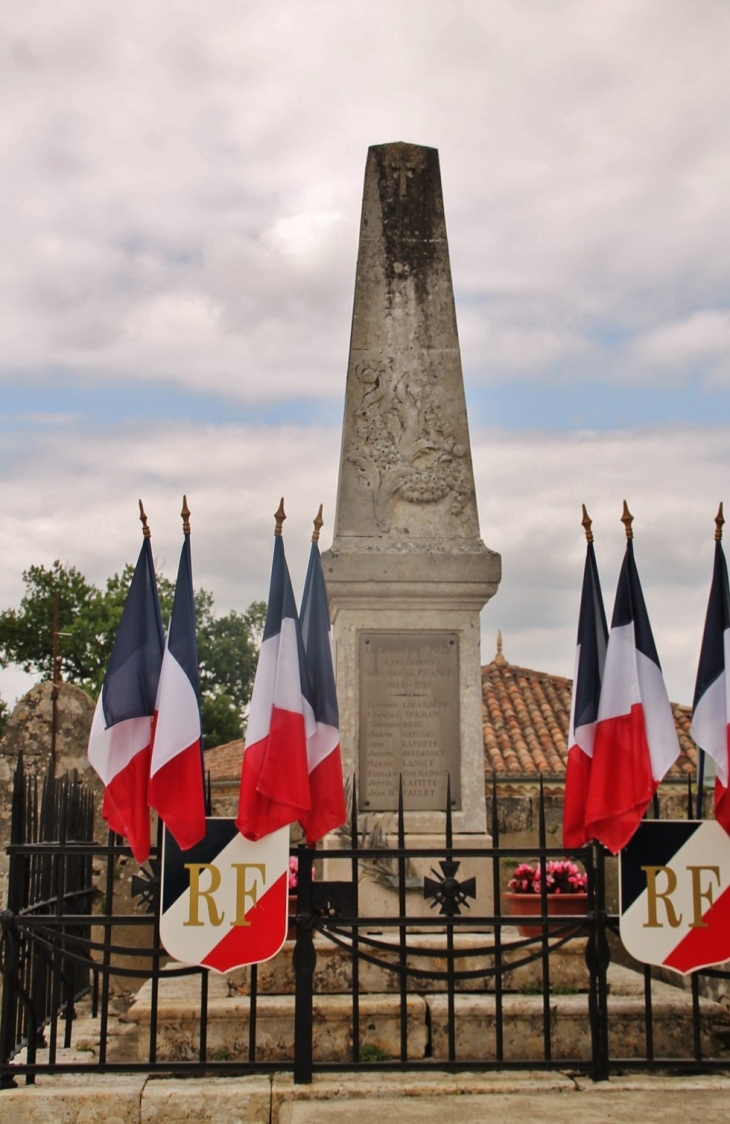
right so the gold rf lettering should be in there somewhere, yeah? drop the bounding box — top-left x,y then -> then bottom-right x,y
641,864 -> 721,929
183,863 -> 267,927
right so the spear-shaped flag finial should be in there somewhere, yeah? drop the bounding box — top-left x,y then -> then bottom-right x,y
312,504 -> 324,543
581,504 -> 594,544
715,502 -> 725,542
139,499 -> 151,538
181,495 -> 191,536
274,497 -> 286,536
621,500 -> 634,540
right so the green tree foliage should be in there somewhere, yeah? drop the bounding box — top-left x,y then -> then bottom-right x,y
0,561 -> 266,750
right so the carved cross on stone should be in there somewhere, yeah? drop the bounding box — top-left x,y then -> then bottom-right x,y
391,154 -> 414,199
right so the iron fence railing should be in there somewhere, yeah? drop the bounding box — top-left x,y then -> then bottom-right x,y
2,758 -> 729,1089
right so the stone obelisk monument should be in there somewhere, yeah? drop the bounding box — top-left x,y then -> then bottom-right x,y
322,142 -> 501,838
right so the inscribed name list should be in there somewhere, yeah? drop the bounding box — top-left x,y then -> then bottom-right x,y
359,632 -> 460,812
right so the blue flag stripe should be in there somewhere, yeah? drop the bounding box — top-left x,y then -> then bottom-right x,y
693,540 -> 730,711
573,541 -> 608,732
167,535 -> 200,700
102,537 -> 165,726
610,540 -> 661,667
262,535 -> 312,703
300,542 -> 339,729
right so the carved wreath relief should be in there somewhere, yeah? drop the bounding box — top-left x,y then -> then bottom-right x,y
347,362 -> 472,532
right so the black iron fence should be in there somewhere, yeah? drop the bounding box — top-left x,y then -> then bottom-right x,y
2,759 -> 730,1089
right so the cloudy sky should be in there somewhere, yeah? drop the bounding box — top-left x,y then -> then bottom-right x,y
1,0 -> 729,709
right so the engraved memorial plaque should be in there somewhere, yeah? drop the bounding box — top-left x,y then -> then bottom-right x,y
359,632 -> 460,811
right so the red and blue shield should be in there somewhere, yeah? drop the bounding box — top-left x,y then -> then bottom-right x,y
620,820 -> 730,974
160,819 -> 289,972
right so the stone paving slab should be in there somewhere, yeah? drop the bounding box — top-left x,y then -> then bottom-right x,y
141,1075 -> 271,1124
1,1073 -> 147,1124
4,1071 -> 730,1124
278,1089 -> 730,1124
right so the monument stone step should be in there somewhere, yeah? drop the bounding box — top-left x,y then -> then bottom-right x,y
126,964 -> 730,1064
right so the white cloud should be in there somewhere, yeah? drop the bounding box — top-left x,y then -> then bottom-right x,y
1,1 -> 730,400
1,417 -> 726,711
1,2 -> 729,716
632,312 -> 730,381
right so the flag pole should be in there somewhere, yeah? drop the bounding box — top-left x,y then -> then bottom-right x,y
139,499 -> 151,538
581,503 -> 593,543
715,502 -> 725,542
622,503 -> 661,817
275,497 -> 286,536
181,494 -> 205,794
696,504 -> 725,817
625,503 -> 660,817
312,503 -> 323,543
181,494 -> 191,536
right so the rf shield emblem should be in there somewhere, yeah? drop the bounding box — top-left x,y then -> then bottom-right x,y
619,820 -> 730,974
160,819 -> 289,972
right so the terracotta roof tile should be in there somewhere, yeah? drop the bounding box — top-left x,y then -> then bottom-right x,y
482,656 -> 696,781
204,739 -> 244,781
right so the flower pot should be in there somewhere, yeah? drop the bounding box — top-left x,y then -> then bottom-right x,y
503,892 -> 588,938
287,891 -> 298,940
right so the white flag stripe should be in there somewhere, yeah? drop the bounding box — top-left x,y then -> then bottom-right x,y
273,618 -> 312,727
595,623 -> 678,782
635,649 -> 681,782
691,629 -> 730,790
245,633 -> 278,748
306,722 -> 340,771
87,697 -> 151,785
692,673 -> 729,787
621,822 -> 730,969
596,624 -> 639,721
573,719 -> 598,759
160,826 -> 289,970
150,648 -> 201,776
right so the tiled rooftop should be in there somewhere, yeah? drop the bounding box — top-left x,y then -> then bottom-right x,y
204,643 -> 699,785
205,738 -> 244,781
482,640 -> 697,781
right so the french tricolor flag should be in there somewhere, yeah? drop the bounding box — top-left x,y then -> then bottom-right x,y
236,518 -> 313,841
87,520 -> 164,863
563,516 -> 608,849
148,510 -> 206,851
691,507 -> 730,835
299,513 -> 346,845
584,511 -> 680,854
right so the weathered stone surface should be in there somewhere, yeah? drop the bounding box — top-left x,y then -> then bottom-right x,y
331,143 -> 487,548
7,1071 -> 730,1124
322,142 -> 500,837
230,931 -> 588,996
277,1088 -> 730,1124
0,681 -> 98,907
129,974 -> 427,1062
141,1076 -> 271,1124
428,965 -> 730,1061
271,1069 -> 576,1117
0,679 -> 95,765
0,1073 -> 146,1124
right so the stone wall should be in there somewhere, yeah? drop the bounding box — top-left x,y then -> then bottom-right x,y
0,680 -> 99,906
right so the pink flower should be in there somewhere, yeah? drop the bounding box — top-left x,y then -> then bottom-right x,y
507,859 -> 587,895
